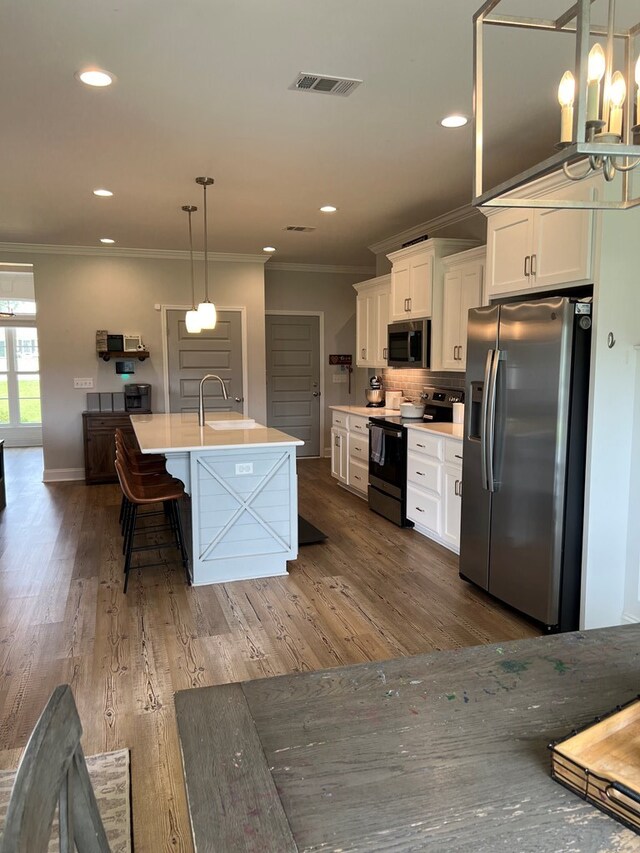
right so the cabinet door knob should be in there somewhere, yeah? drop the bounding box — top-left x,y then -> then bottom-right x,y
362,348 -> 366,358
524,255 -> 530,277
531,253 -> 537,277
416,506 -> 425,513
416,470 -> 425,476
383,347 -> 388,359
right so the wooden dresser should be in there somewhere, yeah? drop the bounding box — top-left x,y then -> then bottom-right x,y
82,412 -> 135,485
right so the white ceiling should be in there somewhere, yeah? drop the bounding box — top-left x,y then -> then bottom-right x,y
2,0 -> 634,266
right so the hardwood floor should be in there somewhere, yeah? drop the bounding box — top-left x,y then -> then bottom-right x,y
0,448 -> 538,851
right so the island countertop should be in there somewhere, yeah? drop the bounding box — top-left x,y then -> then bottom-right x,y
130,412 -> 303,454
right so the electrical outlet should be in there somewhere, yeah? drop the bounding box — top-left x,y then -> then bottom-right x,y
74,378 -> 94,389
235,462 -> 253,475
332,374 -> 347,384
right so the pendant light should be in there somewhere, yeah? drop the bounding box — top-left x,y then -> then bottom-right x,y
195,176 -> 217,329
182,204 -> 201,334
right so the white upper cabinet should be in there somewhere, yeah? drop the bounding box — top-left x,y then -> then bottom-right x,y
485,177 -> 596,300
388,238 -> 479,324
354,275 -> 391,368
440,247 -> 485,372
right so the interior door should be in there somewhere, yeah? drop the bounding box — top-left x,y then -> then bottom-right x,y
167,309 -> 243,414
265,314 -> 320,457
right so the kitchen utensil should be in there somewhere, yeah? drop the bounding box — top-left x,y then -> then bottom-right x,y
399,401 -> 426,418
385,390 -> 403,410
365,389 -> 385,406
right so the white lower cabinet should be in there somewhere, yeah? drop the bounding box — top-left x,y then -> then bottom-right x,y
330,410 -> 369,498
331,428 -> 348,484
406,429 -> 462,553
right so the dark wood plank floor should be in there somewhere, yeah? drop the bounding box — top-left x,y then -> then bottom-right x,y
0,448 -> 538,851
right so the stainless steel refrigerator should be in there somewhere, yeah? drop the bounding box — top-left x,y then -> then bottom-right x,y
459,296 -> 592,632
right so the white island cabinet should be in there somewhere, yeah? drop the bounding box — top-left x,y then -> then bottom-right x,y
131,413 -> 303,585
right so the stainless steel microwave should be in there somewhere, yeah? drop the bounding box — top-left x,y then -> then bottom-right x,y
387,319 -> 430,368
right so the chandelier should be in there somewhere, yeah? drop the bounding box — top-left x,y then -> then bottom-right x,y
473,0 -> 640,210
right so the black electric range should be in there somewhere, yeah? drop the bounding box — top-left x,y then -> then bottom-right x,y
368,387 -> 463,527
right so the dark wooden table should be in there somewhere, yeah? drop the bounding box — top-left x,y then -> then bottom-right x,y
175,625 -> 640,852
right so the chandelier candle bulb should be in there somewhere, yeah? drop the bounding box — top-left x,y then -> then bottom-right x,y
608,71 -> 626,136
558,71 -> 575,143
587,44 -> 606,123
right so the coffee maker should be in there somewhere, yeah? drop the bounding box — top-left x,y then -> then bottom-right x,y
124,383 -> 151,413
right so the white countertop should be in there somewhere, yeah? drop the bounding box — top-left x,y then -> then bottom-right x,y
406,422 -> 464,441
131,412 -> 304,454
330,405 -> 401,417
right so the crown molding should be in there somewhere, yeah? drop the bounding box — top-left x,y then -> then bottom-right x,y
0,242 -> 269,264
367,203 -> 480,256
266,261 -> 376,275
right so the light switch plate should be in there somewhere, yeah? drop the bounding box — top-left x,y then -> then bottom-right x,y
74,378 -> 94,389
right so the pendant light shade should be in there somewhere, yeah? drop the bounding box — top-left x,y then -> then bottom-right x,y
182,204 -> 201,334
197,301 -> 217,329
185,308 -> 202,334
195,176 -> 217,330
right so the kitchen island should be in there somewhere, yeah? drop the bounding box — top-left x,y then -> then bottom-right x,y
130,413 -> 303,585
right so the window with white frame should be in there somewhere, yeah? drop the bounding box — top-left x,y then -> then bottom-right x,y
0,324 -> 41,426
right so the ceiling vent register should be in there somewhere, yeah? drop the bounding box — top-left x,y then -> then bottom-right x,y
289,73 -> 362,97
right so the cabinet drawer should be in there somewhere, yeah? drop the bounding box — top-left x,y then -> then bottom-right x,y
407,452 -> 440,494
349,415 -> 369,435
84,415 -> 131,431
348,458 -> 368,494
407,485 -> 440,533
332,411 -> 347,429
444,440 -> 463,466
407,430 -> 443,460
349,435 -> 369,463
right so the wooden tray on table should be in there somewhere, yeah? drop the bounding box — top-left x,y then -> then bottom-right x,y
550,696 -> 640,834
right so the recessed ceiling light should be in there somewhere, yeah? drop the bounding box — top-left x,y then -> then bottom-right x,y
320,205 -> 338,213
76,69 -> 114,88
93,188 -> 113,197
100,238 -> 115,244
440,114 -> 468,128
263,246 -> 276,253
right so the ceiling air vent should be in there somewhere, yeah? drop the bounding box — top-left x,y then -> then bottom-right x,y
289,73 -> 362,97
283,225 -> 316,232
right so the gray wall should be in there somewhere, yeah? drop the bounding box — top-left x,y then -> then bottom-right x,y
265,268 -> 370,453
0,250 -> 267,477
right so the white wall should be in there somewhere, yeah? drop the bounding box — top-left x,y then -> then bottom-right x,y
581,202 -> 640,628
265,268 -> 370,453
0,250 -> 267,478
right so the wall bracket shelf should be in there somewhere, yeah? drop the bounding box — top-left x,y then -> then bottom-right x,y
98,350 -> 149,362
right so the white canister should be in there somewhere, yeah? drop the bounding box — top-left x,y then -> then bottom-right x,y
453,402 -> 465,424
385,390 -> 403,410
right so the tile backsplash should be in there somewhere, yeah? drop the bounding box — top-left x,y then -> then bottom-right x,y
380,368 -> 465,400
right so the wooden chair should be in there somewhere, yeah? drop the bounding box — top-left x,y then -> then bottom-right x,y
0,684 -> 111,853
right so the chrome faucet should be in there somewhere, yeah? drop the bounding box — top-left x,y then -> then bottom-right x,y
198,374 -> 229,426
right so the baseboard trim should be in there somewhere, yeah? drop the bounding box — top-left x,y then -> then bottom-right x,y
43,467 -> 85,483
323,446 -> 331,458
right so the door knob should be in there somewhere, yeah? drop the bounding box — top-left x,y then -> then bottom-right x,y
312,391 -> 321,397
234,396 -> 244,403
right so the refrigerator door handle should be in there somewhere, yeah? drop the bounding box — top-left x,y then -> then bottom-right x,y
486,348 -> 502,493
480,349 -> 494,491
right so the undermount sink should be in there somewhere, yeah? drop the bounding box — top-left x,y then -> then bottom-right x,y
206,419 -> 259,430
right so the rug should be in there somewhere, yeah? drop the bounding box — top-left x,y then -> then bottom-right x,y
298,515 -> 327,545
0,748 -> 132,853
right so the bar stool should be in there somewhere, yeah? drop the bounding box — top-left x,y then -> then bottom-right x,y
115,430 -> 173,534
115,457 -> 190,593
